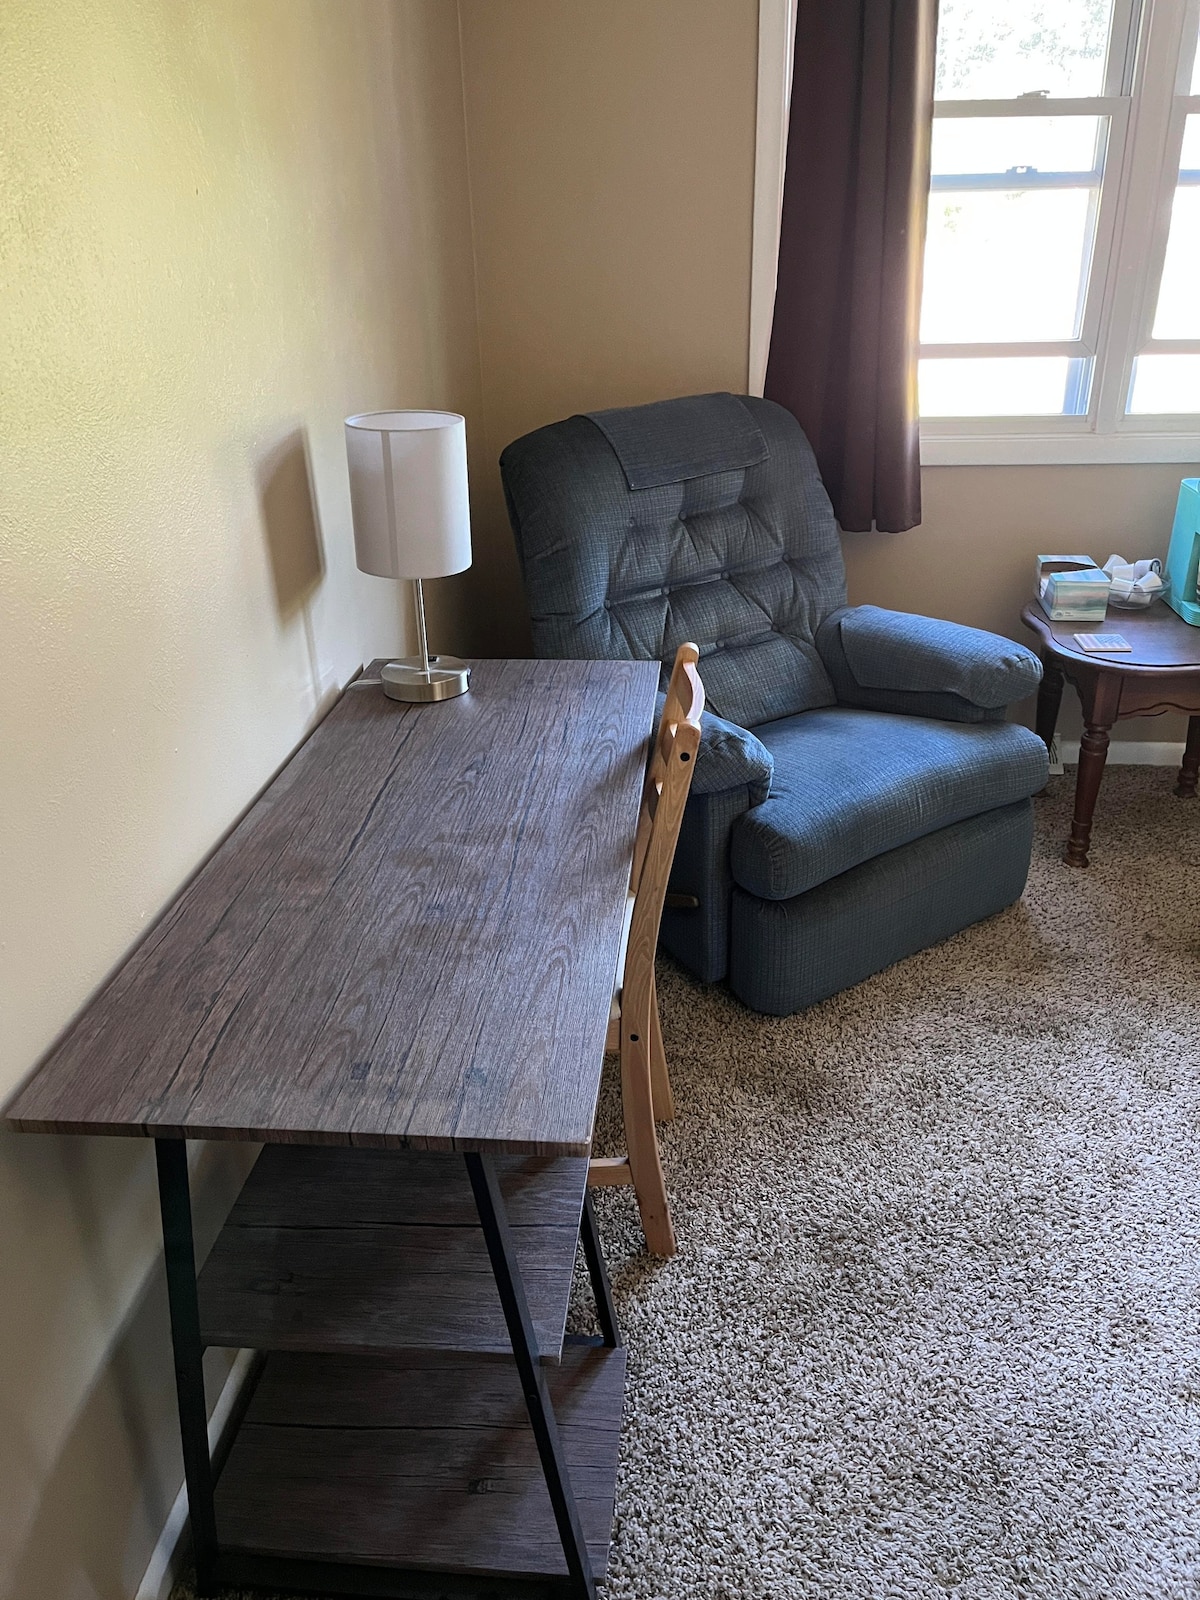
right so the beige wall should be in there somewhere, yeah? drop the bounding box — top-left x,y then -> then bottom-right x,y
846,465 -> 1198,741
846,464 -> 1195,638
0,2 -> 481,1595
452,0 -> 760,656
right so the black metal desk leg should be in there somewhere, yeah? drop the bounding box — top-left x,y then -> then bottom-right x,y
464,1153 -> 597,1600
579,1190 -> 621,1349
155,1139 -> 218,1597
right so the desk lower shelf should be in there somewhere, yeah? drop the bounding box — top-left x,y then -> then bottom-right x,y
198,1147 -> 587,1363
215,1346 -> 626,1588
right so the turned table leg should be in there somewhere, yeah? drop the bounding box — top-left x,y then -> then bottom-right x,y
1176,715 -> 1200,798
1066,674 -> 1121,868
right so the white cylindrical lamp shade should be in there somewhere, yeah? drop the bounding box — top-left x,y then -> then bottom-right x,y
345,410 -> 472,580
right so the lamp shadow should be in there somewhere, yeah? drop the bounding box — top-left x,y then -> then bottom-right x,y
256,430 -> 325,621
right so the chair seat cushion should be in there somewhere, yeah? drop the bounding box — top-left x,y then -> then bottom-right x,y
730,707 -> 1048,901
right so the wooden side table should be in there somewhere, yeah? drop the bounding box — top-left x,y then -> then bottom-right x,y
1021,601 -> 1200,867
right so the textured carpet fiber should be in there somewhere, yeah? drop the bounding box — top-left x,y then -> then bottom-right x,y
175,768 -> 1200,1600
588,769 -> 1200,1600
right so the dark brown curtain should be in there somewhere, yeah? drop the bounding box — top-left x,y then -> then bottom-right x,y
764,0 -> 938,533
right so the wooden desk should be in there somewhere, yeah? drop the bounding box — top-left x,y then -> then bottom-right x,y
5,656 -> 659,1600
1021,602 -> 1200,866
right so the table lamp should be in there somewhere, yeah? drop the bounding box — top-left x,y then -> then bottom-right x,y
345,409 -> 473,702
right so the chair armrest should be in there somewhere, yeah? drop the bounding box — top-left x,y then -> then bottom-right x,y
816,605 -> 1042,722
657,696 -> 773,804
654,706 -> 770,985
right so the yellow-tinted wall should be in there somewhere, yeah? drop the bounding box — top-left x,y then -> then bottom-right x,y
0,2 -> 481,1594
454,0 -> 760,656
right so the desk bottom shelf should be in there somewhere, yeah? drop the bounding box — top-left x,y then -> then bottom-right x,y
213,1344 -> 626,1598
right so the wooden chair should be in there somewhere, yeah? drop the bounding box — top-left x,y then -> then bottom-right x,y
589,643 -> 704,1256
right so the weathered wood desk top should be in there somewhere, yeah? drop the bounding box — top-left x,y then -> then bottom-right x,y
6,658 -> 659,1155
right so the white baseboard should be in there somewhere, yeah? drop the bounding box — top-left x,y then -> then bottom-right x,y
1056,738 -> 1185,768
134,1348 -> 257,1600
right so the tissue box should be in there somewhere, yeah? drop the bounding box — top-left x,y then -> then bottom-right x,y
1034,554 -> 1111,621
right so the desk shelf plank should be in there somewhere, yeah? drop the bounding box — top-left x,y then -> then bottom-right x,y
214,1346 -> 625,1583
198,1148 -> 587,1363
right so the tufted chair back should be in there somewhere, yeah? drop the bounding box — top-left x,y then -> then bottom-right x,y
501,394 -> 848,729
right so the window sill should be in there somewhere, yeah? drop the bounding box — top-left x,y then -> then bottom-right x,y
920,430 -> 1200,467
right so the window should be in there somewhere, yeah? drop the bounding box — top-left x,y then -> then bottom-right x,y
919,0 -> 1200,462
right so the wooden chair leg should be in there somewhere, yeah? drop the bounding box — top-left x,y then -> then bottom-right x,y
648,972 -> 675,1122
620,1029 -> 676,1257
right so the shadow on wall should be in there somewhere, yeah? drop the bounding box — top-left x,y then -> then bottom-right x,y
0,1134 -> 249,1600
256,429 -> 325,620
256,427 -> 341,714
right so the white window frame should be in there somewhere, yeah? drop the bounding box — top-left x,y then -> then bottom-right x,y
750,0 -> 797,397
750,0 -> 1200,466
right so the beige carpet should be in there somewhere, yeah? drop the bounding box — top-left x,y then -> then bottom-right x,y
590,767 -> 1200,1599
176,767 -> 1200,1600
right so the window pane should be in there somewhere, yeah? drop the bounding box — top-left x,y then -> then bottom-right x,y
931,115 -> 1103,177
920,357 -> 1090,416
1127,356 -> 1200,414
922,190 -> 1097,341
935,0 -> 1115,100
923,117 -> 1105,343
1152,193 -> 1200,338
1182,113 -> 1200,172
1151,117 -> 1200,339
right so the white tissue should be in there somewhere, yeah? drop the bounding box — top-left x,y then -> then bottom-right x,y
1102,553 -> 1163,602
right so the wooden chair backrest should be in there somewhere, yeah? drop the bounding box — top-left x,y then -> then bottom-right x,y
622,644 -> 705,1036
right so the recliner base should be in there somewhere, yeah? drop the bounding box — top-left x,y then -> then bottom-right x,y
727,800 -> 1034,1015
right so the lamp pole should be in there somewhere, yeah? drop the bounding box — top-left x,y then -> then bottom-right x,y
413,577 -> 432,681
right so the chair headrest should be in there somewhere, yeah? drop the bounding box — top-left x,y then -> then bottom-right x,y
583,392 -> 768,491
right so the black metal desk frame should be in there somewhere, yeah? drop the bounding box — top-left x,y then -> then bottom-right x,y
158,1139 -> 620,1600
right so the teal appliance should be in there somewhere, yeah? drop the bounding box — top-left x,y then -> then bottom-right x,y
1164,478 -> 1200,625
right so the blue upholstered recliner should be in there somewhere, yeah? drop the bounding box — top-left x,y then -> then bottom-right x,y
501,393 -> 1048,1015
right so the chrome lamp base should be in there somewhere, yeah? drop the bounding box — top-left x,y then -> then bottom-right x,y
381,655 -> 471,703
379,576 -> 470,703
